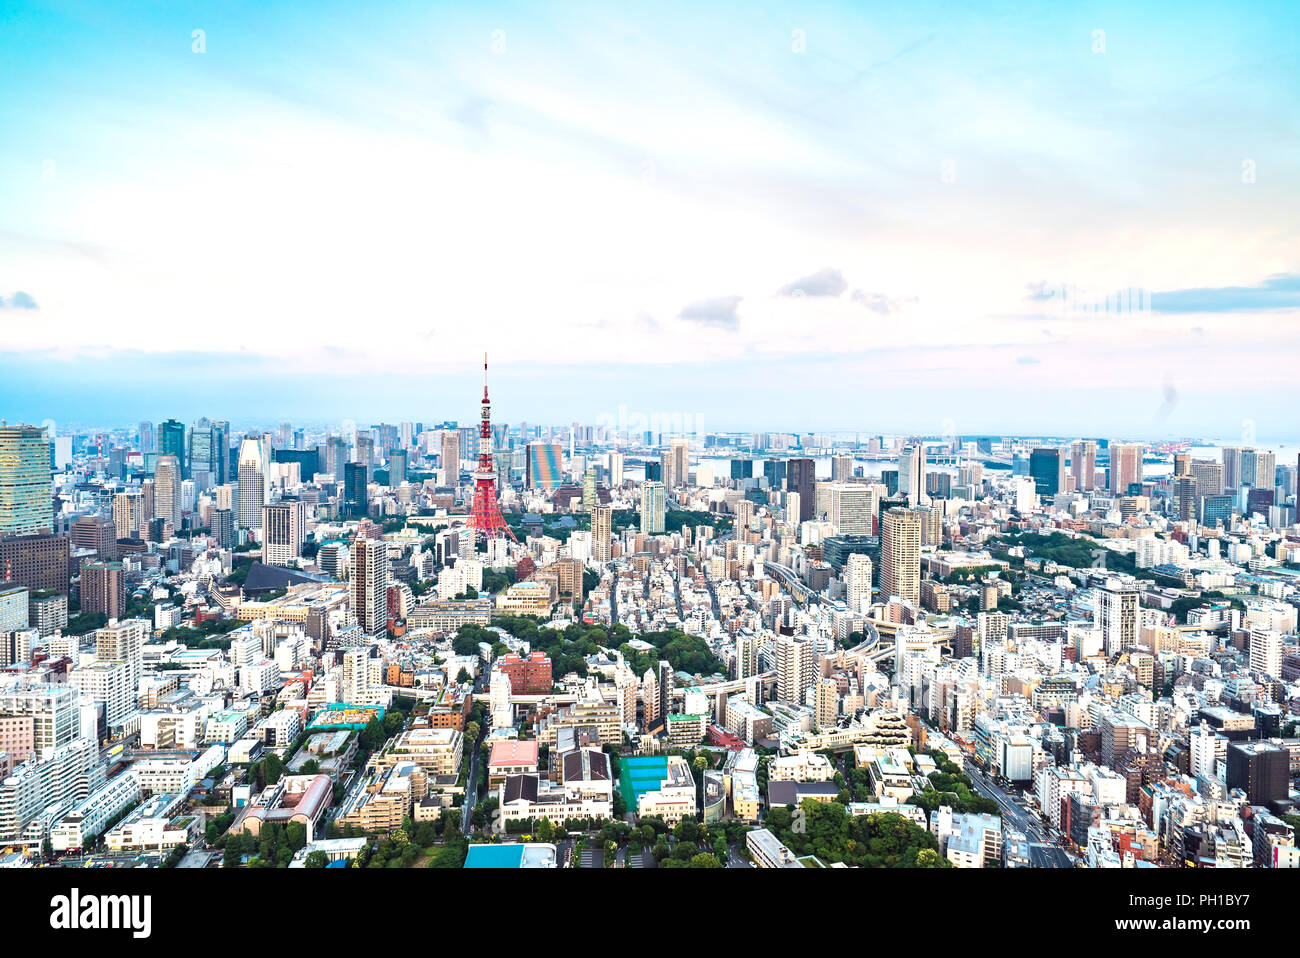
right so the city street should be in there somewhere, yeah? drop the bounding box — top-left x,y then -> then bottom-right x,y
964,765 -> 1074,869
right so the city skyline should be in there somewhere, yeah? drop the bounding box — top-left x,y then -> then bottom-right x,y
2,1 -> 1299,434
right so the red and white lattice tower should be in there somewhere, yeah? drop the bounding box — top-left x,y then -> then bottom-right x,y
466,354 -> 517,542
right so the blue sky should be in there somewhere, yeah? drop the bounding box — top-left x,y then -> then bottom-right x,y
1,1 -> 1298,437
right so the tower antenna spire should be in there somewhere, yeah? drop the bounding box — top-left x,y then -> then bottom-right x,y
467,353 -> 516,543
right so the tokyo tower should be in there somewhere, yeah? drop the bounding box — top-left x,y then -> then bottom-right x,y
466,354 -> 517,542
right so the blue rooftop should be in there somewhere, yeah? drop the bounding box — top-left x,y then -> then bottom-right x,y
464,844 -> 526,868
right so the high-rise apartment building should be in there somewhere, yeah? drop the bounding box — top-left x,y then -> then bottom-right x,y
70,661 -> 134,735
263,499 -> 305,567
350,538 -> 389,635
1108,443 -> 1143,496
1249,629 -> 1283,678
112,491 -> 144,540
775,635 -> 816,704
212,508 -> 234,550
735,633 -> 760,681
0,684 -> 81,758
734,499 -> 754,535
591,504 -> 613,561
845,553 -> 873,613
640,481 -> 666,535
1095,577 -> 1138,656
95,618 -> 147,696
1070,440 -> 1097,492
880,507 -> 921,606
81,561 -> 126,620
70,515 -> 117,561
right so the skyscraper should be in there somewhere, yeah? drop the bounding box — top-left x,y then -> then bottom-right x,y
236,438 -> 267,530
350,537 -> 389,636
112,491 -> 144,540
640,480 -> 666,534
665,438 -> 690,489
1173,474 -> 1198,522
1189,458 -> 1223,497
344,462 -> 369,518
1241,448 -> 1276,495
1028,447 -> 1066,498
786,458 -> 815,522
591,504 -> 613,561
1070,440 -> 1098,492
1221,445 -> 1244,492
137,421 -> 156,455
763,459 -> 786,489
441,431 -> 461,481
354,431 -> 375,483
388,448 -> 407,486
1108,443 -> 1144,496
188,418 -> 224,490
323,436 -> 349,480
154,455 -> 182,530
158,419 -> 186,469
880,507 -> 921,606
897,445 -> 926,505
0,424 -> 53,536
525,442 -> 563,491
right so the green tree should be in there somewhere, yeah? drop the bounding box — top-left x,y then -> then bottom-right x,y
285,821 -> 308,851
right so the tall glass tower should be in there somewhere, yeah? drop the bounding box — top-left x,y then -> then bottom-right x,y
0,423 -> 53,536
